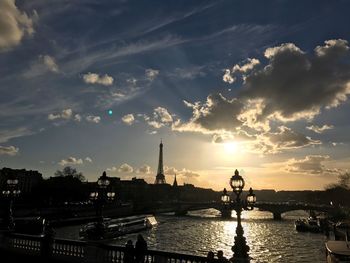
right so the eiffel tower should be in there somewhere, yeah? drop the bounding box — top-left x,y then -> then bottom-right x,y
154,140 -> 166,184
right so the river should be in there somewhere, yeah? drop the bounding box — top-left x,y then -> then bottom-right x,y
54,209 -> 328,263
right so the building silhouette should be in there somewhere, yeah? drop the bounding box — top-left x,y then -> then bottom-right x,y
173,174 -> 178,187
154,140 -> 166,184
0,167 -> 43,194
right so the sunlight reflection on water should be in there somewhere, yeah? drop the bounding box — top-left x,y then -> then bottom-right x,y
55,209 -> 327,263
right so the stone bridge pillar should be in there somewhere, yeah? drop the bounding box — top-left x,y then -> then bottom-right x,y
273,212 -> 282,220
175,207 -> 188,216
220,208 -> 232,218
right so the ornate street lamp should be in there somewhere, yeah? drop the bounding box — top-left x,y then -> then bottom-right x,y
222,169 -> 256,262
97,171 -> 110,189
221,188 -> 231,204
90,171 -> 115,235
220,188 -> 232,218
2,174 -> 21,231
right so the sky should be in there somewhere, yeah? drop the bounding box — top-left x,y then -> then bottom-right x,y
1,0 -> 350,191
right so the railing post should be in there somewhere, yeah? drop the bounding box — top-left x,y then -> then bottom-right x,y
85,241 -> 103,263
41,224 -> 55,259
0,230 -> 11,250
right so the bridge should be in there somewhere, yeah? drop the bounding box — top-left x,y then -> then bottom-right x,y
158,201 -> 337,220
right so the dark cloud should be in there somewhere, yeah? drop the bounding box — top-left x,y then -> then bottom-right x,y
286,155 -> 341,175
182,93 -> 244,132
241,39 -> 350,121
181,40 -> 350,132
263,126 -> 321,153
170,39 -> 350,154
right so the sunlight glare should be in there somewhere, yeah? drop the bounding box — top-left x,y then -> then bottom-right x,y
223,142 -> 238,154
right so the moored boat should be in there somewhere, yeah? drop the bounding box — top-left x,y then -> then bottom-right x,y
325,240 -> 350,262
295,217 -> 322,233
79,214 -> 157,240
14,217 -> 46,235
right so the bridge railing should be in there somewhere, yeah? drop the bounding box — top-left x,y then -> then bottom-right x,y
0,232 -> 211,263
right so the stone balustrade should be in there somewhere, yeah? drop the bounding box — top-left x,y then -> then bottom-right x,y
0,232 -> 211,263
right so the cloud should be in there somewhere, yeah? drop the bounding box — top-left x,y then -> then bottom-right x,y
48,108 -> 72,120
174,93 -> 244,133
74,114 -> 82,122
210,39 -> 350,133
85,157 -> 92,163
166,39 -> 350,154
0,145 -> 19,156
240,39 -> 350,121
59,156 -> 83,166
315,39 -> 349,57
0,127 -> 33,143
41,55 -> 59,72
137,164 -> 151,174
168,66 -> 206,80
306,124 -> 334,134
145,69 -> 159,80
117,163 -> 133,173
154,107 -> 173,123
164,166 -> 200,177
180,168 -> 201,178
223,58 -> 260,83
61,109 -> 73,119
48,109 -> 101,124
86,115 -> 101,123
286,155 -> 341,175
23,54 -> 60,78
223,69 -> 235,84
164,166 -> 178,175
137,107 -> 175,129
127,78 -> 137,85
258,126 -> 321,154
233,58 -> 260,73
83,72 -> 114,86
121,114 -> 135,125
107,163 -> 134,173
0,0 -> 37,52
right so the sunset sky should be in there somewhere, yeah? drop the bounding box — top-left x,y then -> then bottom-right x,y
1,0 -> 350,191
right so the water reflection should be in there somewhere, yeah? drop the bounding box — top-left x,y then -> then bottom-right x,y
55,209 -> 327,263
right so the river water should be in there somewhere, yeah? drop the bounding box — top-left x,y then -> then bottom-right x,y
54,209 -> 328,263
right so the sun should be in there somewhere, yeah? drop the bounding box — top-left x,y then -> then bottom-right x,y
223,142 -> 238,154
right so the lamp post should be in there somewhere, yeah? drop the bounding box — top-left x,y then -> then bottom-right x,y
221,169 -> 256,262
2,174 -> 21,231
221,188 -> 231,218
90,171 -> 115,236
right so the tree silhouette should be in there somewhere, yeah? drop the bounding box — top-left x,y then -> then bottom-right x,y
326,172 -> 350,190
325,172 -> 350,208
54,166 -> 86,182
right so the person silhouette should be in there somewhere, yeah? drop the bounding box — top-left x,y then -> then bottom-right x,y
207,251 -> 215,263
217,250 -> 228,263
135,234 -> 147,263
42,221 -> 55,258
124,240 -> 135,263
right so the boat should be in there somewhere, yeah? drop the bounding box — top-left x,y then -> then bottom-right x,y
13,217 -> 46,235
79,214 -> 157,240
295,217 -> 322,233
325,240 -> 350,262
